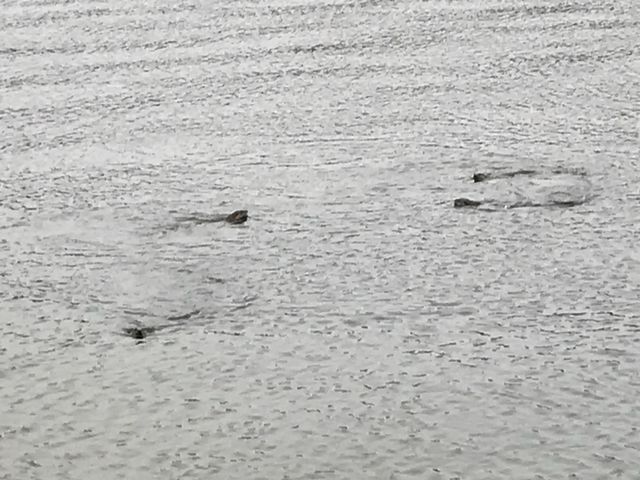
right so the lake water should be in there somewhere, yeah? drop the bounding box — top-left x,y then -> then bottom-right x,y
1,0 -> 640,478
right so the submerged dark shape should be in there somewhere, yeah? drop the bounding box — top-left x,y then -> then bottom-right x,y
473,169 -> 537,183
454,198 -> 482,208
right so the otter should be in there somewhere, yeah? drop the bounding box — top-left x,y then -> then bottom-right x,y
454,197 -> 587,209
460,168 -> 592,209
224,210 -> 248,224
454,198 -> 482,208
122,310 -> 201,341
473,170 -> 537,183
176,209 -> 248,225
122,326 -> 154,339
472,168 -> 587,183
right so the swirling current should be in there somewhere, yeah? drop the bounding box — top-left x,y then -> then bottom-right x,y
1,0 -> 640,479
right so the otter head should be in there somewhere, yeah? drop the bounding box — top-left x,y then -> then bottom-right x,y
123,327 -> 147,339
473,173 -> 490,183
225,210 -> 248,224
454,198 -> 482,208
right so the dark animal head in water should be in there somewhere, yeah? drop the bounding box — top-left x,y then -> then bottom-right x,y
123,327 -> 147,339
454,198 -> 482,208
473,169 -> 537,183
225,210 -> 248,224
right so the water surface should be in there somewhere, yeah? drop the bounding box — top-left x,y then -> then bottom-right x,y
2,0 -> 640,478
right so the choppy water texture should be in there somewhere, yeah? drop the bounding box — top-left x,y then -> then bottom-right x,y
2,0 -> 640,478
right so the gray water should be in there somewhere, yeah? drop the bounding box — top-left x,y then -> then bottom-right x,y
2,0 -> 640,478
